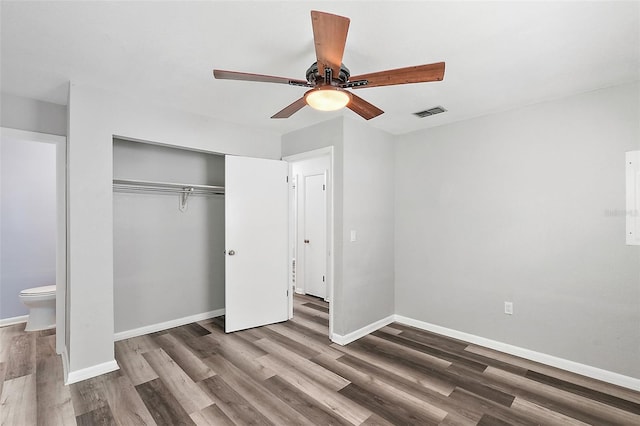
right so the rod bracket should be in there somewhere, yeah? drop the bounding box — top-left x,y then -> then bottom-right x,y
179,187 -> 194,212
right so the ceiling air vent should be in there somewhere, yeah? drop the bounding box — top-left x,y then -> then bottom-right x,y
414,106 -> 447,118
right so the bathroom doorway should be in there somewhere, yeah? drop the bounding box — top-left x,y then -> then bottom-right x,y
0,127 -> 66,354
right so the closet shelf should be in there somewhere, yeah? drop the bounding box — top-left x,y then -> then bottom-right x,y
112,178 -> 225,195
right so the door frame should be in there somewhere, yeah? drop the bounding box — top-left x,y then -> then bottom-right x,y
0,127 -> 67,356
283,147 -> 334,337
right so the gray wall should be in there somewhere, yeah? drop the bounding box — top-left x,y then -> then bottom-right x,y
282,117 -> 396,336
0,137 -> 56,319
395,82 -> 640,378
113,139 -> 224,333
1,93 -> 67,136
342,118 -> 395,333
66,83 -> 281,376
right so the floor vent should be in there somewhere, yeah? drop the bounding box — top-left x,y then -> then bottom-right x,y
414,106 -> 447,118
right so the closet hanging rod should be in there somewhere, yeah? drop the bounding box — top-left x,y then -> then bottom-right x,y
113,186 -> 224,195
113,178 -> 225,194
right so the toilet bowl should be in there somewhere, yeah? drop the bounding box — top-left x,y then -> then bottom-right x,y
19,285 -> 56,331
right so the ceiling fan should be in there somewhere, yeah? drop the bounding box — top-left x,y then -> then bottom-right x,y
213,10 -> 445,120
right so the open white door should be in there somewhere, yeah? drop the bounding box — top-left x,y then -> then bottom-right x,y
225,155 -> 288,332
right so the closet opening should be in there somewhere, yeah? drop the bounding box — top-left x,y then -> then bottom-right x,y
112,138 -> 291,339
112,138 -> 226,339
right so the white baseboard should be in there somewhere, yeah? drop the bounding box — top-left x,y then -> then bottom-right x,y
0,315 -> 28,327
394,315 -> 640,391
331,315 -> 395,346
66,359 -> 119,385
114,308 -> 225,341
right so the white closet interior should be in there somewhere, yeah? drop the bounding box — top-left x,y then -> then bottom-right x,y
112,138 -> 225,335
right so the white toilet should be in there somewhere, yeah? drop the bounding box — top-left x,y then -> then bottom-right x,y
19,285 -> 56,331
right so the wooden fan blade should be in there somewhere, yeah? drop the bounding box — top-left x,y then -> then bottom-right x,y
347,92 -> 384,120
213,69 -> 309,86
311,10 -> 350,79
271,97 -> 307,119
349,62 -> 445,89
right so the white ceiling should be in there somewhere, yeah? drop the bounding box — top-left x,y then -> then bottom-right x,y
1,1 -> 638,135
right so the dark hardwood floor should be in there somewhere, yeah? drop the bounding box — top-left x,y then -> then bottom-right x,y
1,294 -> 639,425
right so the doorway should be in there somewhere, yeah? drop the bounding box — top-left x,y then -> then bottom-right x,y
284,147 -> 333,337
0,127 -> 66,356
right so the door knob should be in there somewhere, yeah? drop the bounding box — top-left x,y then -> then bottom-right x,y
228,250 -> 236,256
304,239 -> 310,244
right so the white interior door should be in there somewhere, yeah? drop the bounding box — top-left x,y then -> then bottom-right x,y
304,173 -> 327,299
225,155 -> 288,332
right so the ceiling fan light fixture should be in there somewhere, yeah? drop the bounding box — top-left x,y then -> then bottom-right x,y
213,11 -> 445,120
305,87 -> 352,111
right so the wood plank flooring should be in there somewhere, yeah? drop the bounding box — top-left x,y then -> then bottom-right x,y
1,294 -> 639,425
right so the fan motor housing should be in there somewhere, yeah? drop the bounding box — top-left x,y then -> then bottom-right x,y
306,62 -> 350,85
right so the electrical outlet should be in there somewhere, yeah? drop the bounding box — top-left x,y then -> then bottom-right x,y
504,301 -> 513,315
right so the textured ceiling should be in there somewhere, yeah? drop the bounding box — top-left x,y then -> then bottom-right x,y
1,1 -> 638,135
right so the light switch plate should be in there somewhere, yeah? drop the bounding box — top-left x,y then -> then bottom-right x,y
350,230 -> 357,242
504,301 -> 513,315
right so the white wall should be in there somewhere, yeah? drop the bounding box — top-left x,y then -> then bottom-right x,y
66,83 -> 281,380
0,137 -> 56,318
113,140 -> 225,333
1,93 -> 67,136
395,82 -> 640,379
